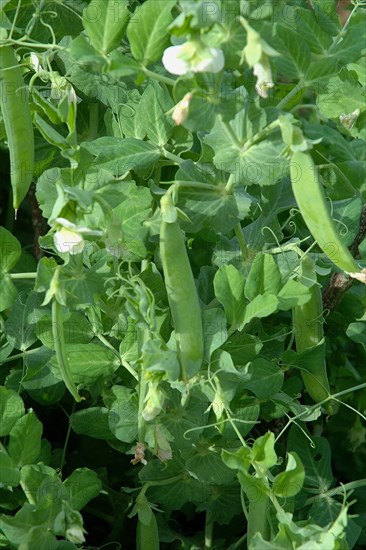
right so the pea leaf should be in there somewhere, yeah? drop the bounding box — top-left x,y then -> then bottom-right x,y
127,0 -> 176,66
82,0 -> 130,55
214,265 -> 246,327
81,137 -> 160,175
272,451 -> 305,497
8,412 -> 43,467
0,387 -> 25,436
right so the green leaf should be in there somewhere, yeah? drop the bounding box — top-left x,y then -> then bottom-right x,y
139,80 -> 174,145
214,265 -> 246,326
274,25 -> 311,79
202,307 -> 228,361
83,0 -> 130,55
108,387 -> 139,443
70,407 -> 113,440
8,412 -> 43,467
20,464 -> 58,505
0,387 -> 25,436
81,137 -> 160,175
184,444 -> 235,484
252,432 -> 277,469
4,291 -> 42,351
127,0 -> 176,66
52,343 -> 119,385
272,451 -> 305,497
0,444 -> 20,487
221,446 -> 252,473
287,425 -> 333,492
63,468 -> 102,510
241,358 -> 284,399
277,279 -> 311,310
0,226 -> 21,273
240,294 -> 279,328
0,274 -> 18,312
245,253 -> 282,300
346,321 -> 366,349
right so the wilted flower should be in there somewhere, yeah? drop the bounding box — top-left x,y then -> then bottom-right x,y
162,41 -> 224,75
172,92 -> 193,125
240,17 -> 278,99
253,56 -> 274,98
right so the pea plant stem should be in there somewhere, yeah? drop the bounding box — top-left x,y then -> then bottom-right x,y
0,346 -> 43,365
204,511 -> 214,550
234,223 -> 249,261
8,272 -> 37,279
52,298 -> 82,402
277,80 -> 306,110
143,68 -> 176,87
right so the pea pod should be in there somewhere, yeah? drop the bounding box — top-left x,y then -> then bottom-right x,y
159,194 -> 203,381
136,493 -> 159,550
290,151 -> 359,274
293,275 -> 332,413
136,510 -> 160,550
0,40 -> 34,211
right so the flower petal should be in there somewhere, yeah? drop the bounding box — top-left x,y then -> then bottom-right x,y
54,228 -> 85,255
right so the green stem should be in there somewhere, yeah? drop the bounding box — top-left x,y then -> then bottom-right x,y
161,148 -> 182,164
0,347 -> 43,365
234,223 -> 249,260
303,479 -> 366,507
137,328 -> 150,442
95,333 -> 138,381
204,511 -> 214,550
243,119 -> 281,150
327,4 -> 359,54
59,401 -> 75,473
225,173 -> 235,193
52,298 -> 82,402
277,80 -> 306,110
8,272 -> 37,279
220,116 -> 242,149
143,68 -> 176,87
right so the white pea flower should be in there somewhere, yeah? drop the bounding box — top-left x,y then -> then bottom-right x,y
54,228 -> 85,255
253,56 -> 274,98
53,217 -> 103,255
172,92 -> 193,125
162,41 -> 225,75
29,52 -> 42,73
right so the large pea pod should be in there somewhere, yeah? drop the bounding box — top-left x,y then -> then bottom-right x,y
159,194 -> 203,381
136,494 -> 160,550
136,512 -> 160,550
293,281 -> 332,413
290,151 -> 359,274
0,41 -> 34,211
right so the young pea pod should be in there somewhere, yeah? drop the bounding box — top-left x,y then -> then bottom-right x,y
159,194 -> 203,381
136,494 -> 160,550
293,277 -> 332,413
0,41 -> 34,211
290,151 -> 359,274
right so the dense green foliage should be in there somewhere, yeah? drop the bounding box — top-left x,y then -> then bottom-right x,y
0,1 -> 366,548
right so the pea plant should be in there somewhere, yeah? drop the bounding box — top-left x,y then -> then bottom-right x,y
1,0 -> 366,548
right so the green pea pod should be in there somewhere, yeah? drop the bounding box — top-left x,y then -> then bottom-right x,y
290,151 -> 359,274
0,42 -> 34,211
160,195 -> 203,381
293,282 -> 333,413
136,511 -> 160,550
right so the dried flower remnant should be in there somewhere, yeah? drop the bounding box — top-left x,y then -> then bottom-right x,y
131,442 -> 147,466
172,92 -> 193,125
